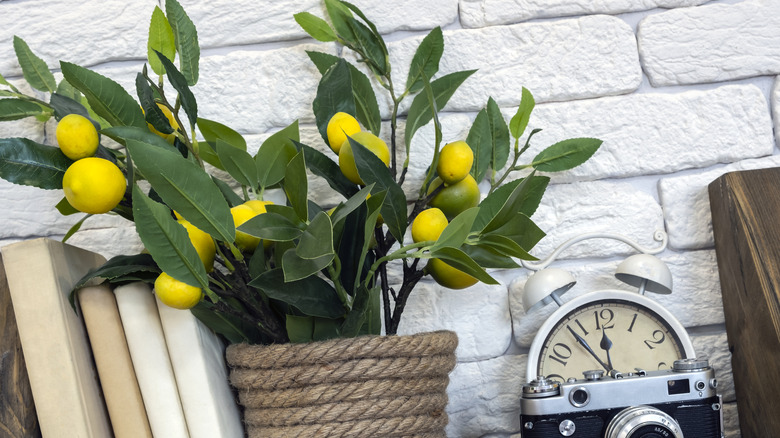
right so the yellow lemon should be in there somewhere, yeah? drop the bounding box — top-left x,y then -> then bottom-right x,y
427,174 -> 480,220
427,258 -> 478,290
411,208 -> 448,243
338,131 -> 390,185
326,112 -> 361,154
56,114 -> 99,160
154,272 -> 202,310
178,219 -> 216,272
62,157 -> 126,214
231,205 -> 261,252
437,140 -> 474,185
243,199 -> 273,214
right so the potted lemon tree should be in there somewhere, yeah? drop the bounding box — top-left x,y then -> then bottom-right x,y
0,0 -> 601,435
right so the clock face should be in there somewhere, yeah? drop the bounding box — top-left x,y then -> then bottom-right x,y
527,290 -> 695,383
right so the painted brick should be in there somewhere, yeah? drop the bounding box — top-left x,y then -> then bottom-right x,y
397,281 -> 512,362
510,249 -> 725,347
638,0 -> 780,86
0,0 -> 155,76
529,180 -> 665,261
459,0 -> 712,28
65,226 -> 145,260
774,76 -> 780,147
659,155 -> 780,250
193,43 -> 337,134
446,354 -> 526,436
177,0 -> 457,49
501,84 -> 774,183
361,15 -> 640,116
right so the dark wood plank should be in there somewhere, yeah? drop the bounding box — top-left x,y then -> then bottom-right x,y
0,254 -> 41,437
709,167 -> 780,438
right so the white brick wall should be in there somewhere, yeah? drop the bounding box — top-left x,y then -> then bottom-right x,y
2,1 -> 777,437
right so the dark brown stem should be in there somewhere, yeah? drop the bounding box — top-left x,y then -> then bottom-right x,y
386,257 -> 425,335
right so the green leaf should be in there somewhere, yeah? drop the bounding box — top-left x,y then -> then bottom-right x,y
165,0 -> 200,86
348,137 -> 408,242
61,214 -> 91,243
0,138 -> 72,189
430,207 -> 479,251
406,27 -> 444,94
478,234 -> 536,260
191,300 -> 259,344
324,0 -> 356,42
509,87 -> 535,139
197,118 -> 246,150
306,52 -> 381,136
126,139 -> 235,243
487,97 -> 510,173
132,185 -> 209,288
340,1 -> 389,75
293,140 -> 358,199
211,175 -> 243,206
486,212 -> 546,251
294,12 -> 338,42
72,254 -> 161,290
283,151 -> 309,222
154,51 -> 197,128
474,174 -> 549,233
429,247 -> 498,285
340,283 -> 372,337
313,59 -> 356,145
461,245 -> 520,269
12,36 -> 56,93
102,126 -> 172,150
329,185 -> 372,227
215,139 -> 257,188
0,72 -> 12,88
405,70 -> 476,147
313,317 -> 342,341
148,6 -> 176,76
49,93 -> 91,122
286,315 -> 314,343
282,251 -> 334,282
238,212 -> 304,241
466,108 -> 491,182
78,94 -> 112,129
55,79 -> 79,100
532,137 -> 602,172
256,121 -> 299,190
252,268 -> 344,318
60,62 -> 146,128
353,190 -> 384,287
136,73 -> 173,135
348,18 -> 388,75
0,99 -> 46,121
296,211 -> 334,259
56,197 -> 79,216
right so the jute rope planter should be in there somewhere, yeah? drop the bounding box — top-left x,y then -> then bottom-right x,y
225,330 -> 458,438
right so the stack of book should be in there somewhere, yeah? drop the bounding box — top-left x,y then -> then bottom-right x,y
0,238 -> 244,437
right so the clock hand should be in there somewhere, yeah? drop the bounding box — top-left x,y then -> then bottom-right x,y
566,326 -> 611,372
600,326 -> 614,372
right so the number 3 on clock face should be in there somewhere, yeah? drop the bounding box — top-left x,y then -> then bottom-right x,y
526,290 -> 696,382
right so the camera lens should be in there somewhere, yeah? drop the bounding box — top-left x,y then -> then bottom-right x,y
604,405 -> 683,438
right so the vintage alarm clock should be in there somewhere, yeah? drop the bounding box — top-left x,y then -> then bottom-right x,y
521,231 -> 695,383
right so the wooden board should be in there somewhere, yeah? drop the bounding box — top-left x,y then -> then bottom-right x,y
0,254 -> 41,438
709,167 -> 780,438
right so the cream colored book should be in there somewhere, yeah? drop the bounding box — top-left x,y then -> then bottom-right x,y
0,238 -> 112,437
78,284 -> 153,438
114,282 -> 190,438
157,297 -> 245,438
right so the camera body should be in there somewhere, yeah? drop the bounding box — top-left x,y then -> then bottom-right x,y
520,359 -> 723,438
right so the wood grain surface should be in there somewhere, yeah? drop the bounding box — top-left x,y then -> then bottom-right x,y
709,167 -> 780,438
0,255 -> 41,438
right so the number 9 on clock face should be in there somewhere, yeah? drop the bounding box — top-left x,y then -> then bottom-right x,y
526,290 -> 695,382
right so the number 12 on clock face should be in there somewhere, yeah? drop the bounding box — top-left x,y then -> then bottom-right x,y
534,298 -> 689,382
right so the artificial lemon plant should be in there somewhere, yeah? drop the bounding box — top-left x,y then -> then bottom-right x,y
0,0 -> 601,343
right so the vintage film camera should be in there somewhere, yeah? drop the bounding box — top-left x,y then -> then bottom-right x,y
520,358 -> 724,437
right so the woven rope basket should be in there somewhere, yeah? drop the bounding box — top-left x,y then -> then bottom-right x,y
225,330 -> 458,438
